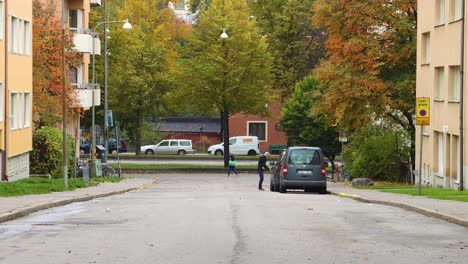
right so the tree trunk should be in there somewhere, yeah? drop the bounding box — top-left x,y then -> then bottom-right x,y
135,110 -> 143,155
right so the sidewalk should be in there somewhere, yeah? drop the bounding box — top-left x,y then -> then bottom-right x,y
0,177 -> 158,224
328,181 -> 468,228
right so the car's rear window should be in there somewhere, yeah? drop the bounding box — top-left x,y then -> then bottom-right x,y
179,141 -> 191,146
288,149 -> 321,165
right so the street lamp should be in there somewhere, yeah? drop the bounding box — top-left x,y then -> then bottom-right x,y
220,29 -> 229,167
90,18 -> 132,164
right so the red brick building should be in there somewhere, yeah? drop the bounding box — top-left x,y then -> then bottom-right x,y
229,100 -> 287,153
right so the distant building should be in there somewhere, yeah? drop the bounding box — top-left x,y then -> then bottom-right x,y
155,117 -> 220,150
229,100 -> 288,153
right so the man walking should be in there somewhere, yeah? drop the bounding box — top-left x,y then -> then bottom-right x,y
257,152 -> 270,191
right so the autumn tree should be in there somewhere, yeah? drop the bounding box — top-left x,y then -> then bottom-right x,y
168,0 -> 273,166
280,74 -> 341,169
103,0 -> 177,154
33,0 -> 80,128
248,0 -> 326,96
312,0 -> 416,166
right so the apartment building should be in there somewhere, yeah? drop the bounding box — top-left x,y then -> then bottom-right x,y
0,0 -> 33,181
57,0 -> 101,154
416,0 -> 466,190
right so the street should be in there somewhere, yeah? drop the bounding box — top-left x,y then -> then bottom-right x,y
0,173 -> 467,264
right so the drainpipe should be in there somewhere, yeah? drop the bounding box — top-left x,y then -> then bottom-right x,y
2,0 -> 8,181
460,0 -> 465,191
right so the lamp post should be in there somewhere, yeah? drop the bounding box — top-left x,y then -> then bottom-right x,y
90,19 -> 131,163
220,29 -> 229,167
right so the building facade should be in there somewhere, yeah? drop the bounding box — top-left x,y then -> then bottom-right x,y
416,0 -> 467,190
0,0 -> 33,181
229,100 -> 288,153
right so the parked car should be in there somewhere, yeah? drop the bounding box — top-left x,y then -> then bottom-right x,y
108,138 -> 128,154
207,136 -> 259,156
141,139 -> 196,155
270,146 -> 328,194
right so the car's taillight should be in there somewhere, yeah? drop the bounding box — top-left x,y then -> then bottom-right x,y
321,166 -> 326,177
282,165 -> 288,175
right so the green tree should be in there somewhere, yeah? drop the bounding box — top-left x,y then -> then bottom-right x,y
312,0 -> 416,167
248,0 -> 326,96
169,0 -> 273,166
103,0 -> 177,154
280,75 -> 340,168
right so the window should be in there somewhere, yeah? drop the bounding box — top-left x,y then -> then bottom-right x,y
436,0 -> 445,25
434,132 -> 444,176
0,1 -> 4,39
451,0 -> 463,21
24,20 -> 31,55
69,10 -> 83,30
434,67 -> 445,99
179,141 -> 191,146
248,122 -> 266,141
422,32 -> 430,64
10,93 -> 18,130
170,141 -> 179,146
159,141 -> 169,146
18,19 -> 23,55
11,16 -> 19,53
448,65 -> 461,100
24,93 -> 30,128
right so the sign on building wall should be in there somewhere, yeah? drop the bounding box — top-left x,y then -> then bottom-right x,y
416,97 -> 430,126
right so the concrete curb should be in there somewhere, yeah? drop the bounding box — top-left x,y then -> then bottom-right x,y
330,191 -> 468,228
0,180 -> 159,224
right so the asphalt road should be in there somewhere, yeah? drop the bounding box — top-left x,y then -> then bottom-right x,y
0,173 -> 467,264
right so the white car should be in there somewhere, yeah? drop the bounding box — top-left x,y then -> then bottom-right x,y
141,139 -> 196,155
207,136 -> 260,156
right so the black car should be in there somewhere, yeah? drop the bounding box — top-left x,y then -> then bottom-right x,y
108,138 -> 128,154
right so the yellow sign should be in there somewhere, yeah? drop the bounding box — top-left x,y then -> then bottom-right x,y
416,97 -> 430,126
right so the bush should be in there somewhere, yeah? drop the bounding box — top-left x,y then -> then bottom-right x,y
345,125 -> 410,181
30,126 -> 76,178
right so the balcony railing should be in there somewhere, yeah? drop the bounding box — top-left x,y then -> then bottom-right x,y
71,83 -> 101,109
72,28 -> 101,55
91,0 -> 102,6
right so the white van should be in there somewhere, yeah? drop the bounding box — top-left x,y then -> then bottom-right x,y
207,136 -> 260,156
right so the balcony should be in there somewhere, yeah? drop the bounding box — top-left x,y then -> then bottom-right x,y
72,29 -> 101,55
71,83 -> 101,109
91,0 -> 102,6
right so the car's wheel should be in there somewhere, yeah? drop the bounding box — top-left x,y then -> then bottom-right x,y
178,150 -> 187,155
145,149 -> 154,155
318,187 -> 327,194
279,180 -> 286,193
215,150 -> 223,156
247,150 -> 257,156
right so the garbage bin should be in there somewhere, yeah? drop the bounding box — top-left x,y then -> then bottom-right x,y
82,165 -> 90,183
270,144 -> 286,155
90,160 -> 102,177
96,145 -> 106,159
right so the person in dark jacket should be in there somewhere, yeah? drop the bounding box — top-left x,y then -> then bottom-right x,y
257,152 -> 270,190
227,153 -> 239,176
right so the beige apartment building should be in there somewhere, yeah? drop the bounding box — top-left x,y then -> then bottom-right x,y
417,0 -> 467,190
0,0 -> 33,181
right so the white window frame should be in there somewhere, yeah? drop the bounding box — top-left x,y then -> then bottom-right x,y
24,20 -> 31,55
0,1 -> 4,39
10,16 -> 19,54
69,9 -> 83,30
434,67 -> 445,100
422,32 -> 430,64
247,121 -> 268,142
438,133 -> 444,176
449,65 -> 461,101
10,92 -> 18,130
454,0 -> 463,21
23,92 -> 30,128
436,0 -> 446,25
18,19 -> 23,55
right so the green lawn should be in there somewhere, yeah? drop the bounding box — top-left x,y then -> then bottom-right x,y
0,177 -> 123,197
101,154 -> 279,160
355,184 -> 468,202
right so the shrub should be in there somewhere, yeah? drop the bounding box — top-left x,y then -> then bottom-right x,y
345,125 -> 410,181
30,126 -> 76,178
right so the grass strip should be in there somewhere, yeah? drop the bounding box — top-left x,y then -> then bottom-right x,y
110,163 -> 257,170
355,184 -> 468,202
90,154 -> 279,160
0,177 -> 123,197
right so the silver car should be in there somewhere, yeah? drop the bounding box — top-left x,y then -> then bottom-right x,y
141,139 -> 196,155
